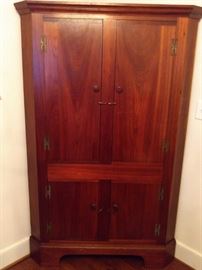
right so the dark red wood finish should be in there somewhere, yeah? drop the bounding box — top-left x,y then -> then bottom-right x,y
30,236 -> 175,268
109,182 -> 161,240
49,182 -> 99,240
99,19 -> 116,163
48,163 -> 163,183
44,18 -> 103,163
15,1 -> 202,268
14,1 -> 202,18
113,21 -> 176,163
31,13 -> 50,242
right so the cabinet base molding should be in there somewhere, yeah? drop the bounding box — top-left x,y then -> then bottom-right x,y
30,236 -> 175,268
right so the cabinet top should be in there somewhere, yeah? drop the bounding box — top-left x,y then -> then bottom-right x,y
15,1 -> 202,19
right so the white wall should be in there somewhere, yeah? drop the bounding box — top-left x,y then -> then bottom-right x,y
175,20 -> 202,270
0,0 -> 201,269
0,1 -> 30,268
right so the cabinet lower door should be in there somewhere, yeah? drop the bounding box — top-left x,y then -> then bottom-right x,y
49,182 -> 99,240
109,182 -> 160,240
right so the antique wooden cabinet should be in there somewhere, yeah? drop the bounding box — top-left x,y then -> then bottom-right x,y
15,1 -> 202,268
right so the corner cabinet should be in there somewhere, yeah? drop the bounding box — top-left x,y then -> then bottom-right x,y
15,1 -> 202,268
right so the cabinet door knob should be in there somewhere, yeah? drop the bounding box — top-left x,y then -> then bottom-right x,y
98,208 -> 104,214
112,203 -> 119,212
90,204 -> 104,214
90,203 -> 97,211
116,86 -> 123,94
93,85 -> 100,93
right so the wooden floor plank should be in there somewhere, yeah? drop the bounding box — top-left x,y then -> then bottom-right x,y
7,256 -> 193,270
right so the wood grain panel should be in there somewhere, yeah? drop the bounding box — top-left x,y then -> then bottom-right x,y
109,183 -> 160,240
44,19 -> 102,163
32,13 -> 49,241
113,21 -> 176,163
48,163 -> 163,183
49,182 -> 99,241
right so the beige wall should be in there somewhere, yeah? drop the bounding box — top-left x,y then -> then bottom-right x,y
0,0 -> 201,269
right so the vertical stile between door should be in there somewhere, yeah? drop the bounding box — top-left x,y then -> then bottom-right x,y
99,19 -> 117,163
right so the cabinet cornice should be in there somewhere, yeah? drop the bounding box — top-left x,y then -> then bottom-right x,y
15,1 -> 202,19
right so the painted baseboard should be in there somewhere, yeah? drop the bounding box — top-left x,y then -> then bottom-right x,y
175,240 -> 202,270
0,237 -> 30,270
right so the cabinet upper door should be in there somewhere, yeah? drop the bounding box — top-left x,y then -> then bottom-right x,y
113,21 -> 176,163
44,18 -> 103,163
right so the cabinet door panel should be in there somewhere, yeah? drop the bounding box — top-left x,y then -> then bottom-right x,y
49,182 -> 99,240
44,19 -> 102,162
110,183 -> 160,240
113,21 -> 176,162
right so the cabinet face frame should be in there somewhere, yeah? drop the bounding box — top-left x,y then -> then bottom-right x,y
41,16 -> 176,242
16,1 -> 202,267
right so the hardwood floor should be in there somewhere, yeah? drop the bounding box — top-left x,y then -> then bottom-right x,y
8,256 -> 194,270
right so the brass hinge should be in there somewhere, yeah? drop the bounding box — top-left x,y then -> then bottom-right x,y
155,224 -> 161,237
40,35 -> 47,52
46,223 -> 52,234
44,137 -> 50,151
161,139 -> 169,153
45,184 -> 51,200
159,186 -> 165,201
171,39 -> 178,56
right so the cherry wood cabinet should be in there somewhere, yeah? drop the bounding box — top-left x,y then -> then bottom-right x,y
15,1 -> 202,268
